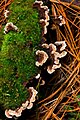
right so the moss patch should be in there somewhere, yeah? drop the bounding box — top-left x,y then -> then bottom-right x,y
0,0 -> 41,110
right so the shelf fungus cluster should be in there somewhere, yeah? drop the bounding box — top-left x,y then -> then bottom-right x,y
4,22 -> 18,34
36,41 -> 67,74
5,87 -> 38,118
33,0 -> 50,35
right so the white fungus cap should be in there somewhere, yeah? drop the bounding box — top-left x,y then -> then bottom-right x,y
29,87 -> 38,96
8,109 -> 16,116
22,102 -> 26,108
34,0 -> 50,36
25,101 -> 29,107
5,87 -> 38,118
45,11 -> 50,21
41,5 -> 48,11
17,107 -> 24,113
7,109 -> 22,117
5,110 -> 12,118
34,0 -> 43,7
42,43 -> 49,49
55,41 -> 67,51
4,10 -> 9,18
15,112 -> 21,117
35,73 -> 40,79
45,20 -> 49,26
43,21 -> 49,35
40,19 -> 45,23
58,51 -> 67,58
4,22 -> 18,34
53,51 -> 67,64
27,102 -> 33,109
40,19 -> 49,26
44,25 -> 47,35
49,43 -> 57,54
35,50 -> 48,67
39,19 -> 48,35
54,51 -> 67,58
54,56 -> 60,65
40,80 -> 45,86
47,64 -> 61,74
30,95 -> 36,103
40,19 -> 49,35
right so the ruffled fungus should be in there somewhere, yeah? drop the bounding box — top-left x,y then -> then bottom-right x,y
36,41 -> 67,74
5,110 -> 12,118
47,64 -> 61,74
8,109 -> 16,116
49,43 -> 57,54
55,41 -> 67,51
35,50 -> 49,67
4,22 -> 18,34
54,53 -> 60,64
27,87 -> 38,109
27,103 -> 33,109
45,10 -> 50,21
53,51 -> 67,65
40,80 -> 45,86
22,101 -> 29,109
33,0 -> 50,35
54,51 -> 67,58
33,0 -> 43,8
42,43 -> 49,49
5,87 -> 38,118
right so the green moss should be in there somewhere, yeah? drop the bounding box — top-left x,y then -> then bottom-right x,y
8,0 -> 41,47
0,77 -> 29,110
0,0 -> 41,110
0,27 -> 4,50
1,31 -> 39,81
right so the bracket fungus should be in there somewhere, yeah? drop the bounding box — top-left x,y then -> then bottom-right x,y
47,64 -> 61,74
36,50 -> 49,67
42,43 -> 49,49
36,41 -> 67,74
4,22 -> 18,34
33,0 -> 50,35
5,87 -> 38,118
49,43 -> 57,54
40,79 -> 45,86
5,110 -> 13,118
55,41 -> 67,51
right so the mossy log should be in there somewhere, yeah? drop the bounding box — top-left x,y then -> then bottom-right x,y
0,0 -> 41,110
